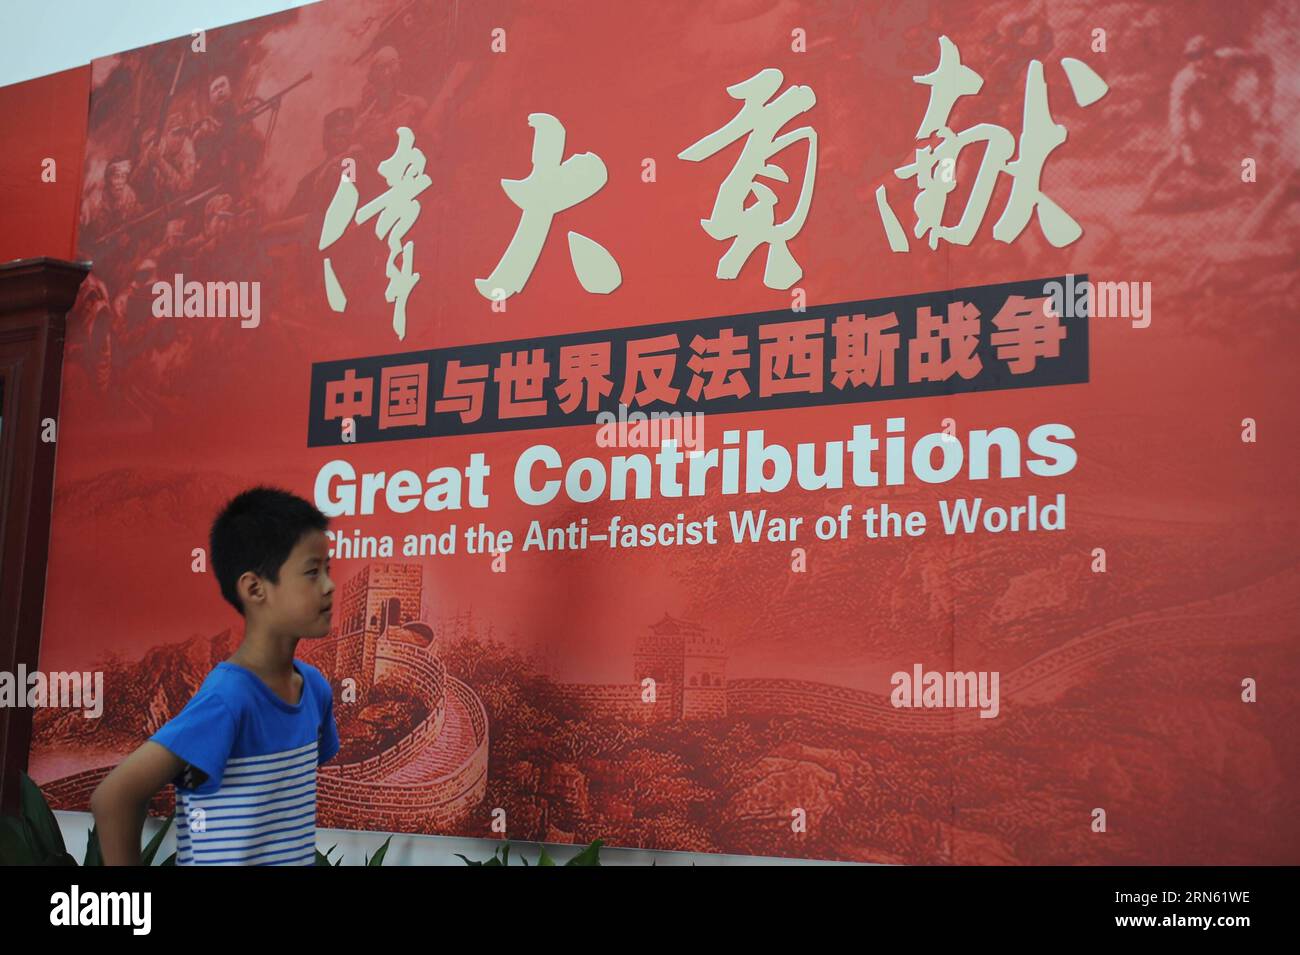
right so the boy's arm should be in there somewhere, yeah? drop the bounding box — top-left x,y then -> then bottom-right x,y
90,741 -> 187,866
319,677 -> 340,765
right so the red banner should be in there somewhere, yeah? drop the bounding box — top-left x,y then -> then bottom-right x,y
28,0 -> 1300,863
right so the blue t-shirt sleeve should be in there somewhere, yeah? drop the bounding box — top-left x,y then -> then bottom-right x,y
149,687 -> 239,793
317,673 -> 340,765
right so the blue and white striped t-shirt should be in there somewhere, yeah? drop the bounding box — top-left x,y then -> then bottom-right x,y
149,658 -> 340,866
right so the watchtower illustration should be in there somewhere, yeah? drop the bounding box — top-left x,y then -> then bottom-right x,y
333,563 -> 423,698
632,613 -> 728,720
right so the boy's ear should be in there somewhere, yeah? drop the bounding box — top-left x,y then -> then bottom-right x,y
237,571 -> 267,608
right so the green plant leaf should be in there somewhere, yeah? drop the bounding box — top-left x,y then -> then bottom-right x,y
141,814 -> 174,866
19,772 -> 67,860
0,814 -> 37,865
368,835 -> 392,866
458,837 -> 605,866
83,823 -> 103,866
315,843 -> 339,866
566,839 -> 603,866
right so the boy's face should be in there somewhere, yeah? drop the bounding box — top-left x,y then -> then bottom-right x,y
261,528 -> 335,637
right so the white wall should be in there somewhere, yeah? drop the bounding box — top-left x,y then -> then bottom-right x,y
54,811 -> 846,866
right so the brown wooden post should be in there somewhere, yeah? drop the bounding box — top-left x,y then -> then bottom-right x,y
0,256 -> 90,816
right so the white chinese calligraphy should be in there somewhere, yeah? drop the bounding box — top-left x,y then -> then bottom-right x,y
679,68 -> 817,290
476,112 -> 621,301
320,126 -> 431,340
876,35 -> 1108,252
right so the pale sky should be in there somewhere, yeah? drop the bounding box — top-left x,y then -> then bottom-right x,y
0,0 -> 319,87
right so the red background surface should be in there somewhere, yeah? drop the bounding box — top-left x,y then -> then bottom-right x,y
0,65 -> 89,262
7,0 -> 1297,863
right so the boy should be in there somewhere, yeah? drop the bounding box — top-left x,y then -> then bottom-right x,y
91,486 -> 340,865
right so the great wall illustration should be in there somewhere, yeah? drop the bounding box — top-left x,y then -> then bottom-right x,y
38,563 -> 491,831
32,556 -> 1298,857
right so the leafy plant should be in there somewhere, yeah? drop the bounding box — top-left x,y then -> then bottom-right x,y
2,771 -> 604,867
0,771 -> 175,865
315,843 -> 344,866
456,838 -> 603,866
312,833 -> 393,866
363,835 -> 393,866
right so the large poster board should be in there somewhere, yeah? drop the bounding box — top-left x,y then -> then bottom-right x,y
28,0 -> 1300,863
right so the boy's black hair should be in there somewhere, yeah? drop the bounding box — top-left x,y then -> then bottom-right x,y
210,486 -> 330,616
